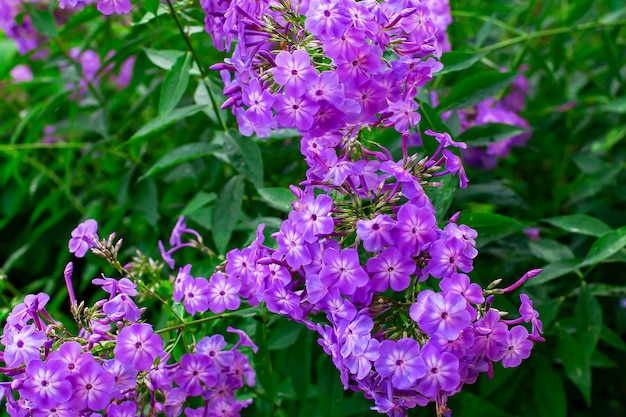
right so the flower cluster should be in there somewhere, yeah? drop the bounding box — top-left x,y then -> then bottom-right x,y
205,0 -> 447,141
188,1 -> 543,416
0,220 -> 257,417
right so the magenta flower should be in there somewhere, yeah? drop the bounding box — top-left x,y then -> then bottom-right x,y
182,277 -> 210,316
319,248 -> 369,296
114,323 -> 164,371
47,341 -> 94,375
392,204 -> 438,256
21,359 -> 72,408
501,326 -> 533,368
68,360 -> 115,411
416,343 -> 461,397
206,272 -> 241,314
415,292 -> 471,341
305,0 -> 351,39
3,324 -> 47,367
428,238 -> 473,278
374,338 -> 426,390
272,50 -> 318,97
366,247 -> 416,292
196,334 -> 234,367
356,214 -> 394,252
174,353 -> 218,396
273,94 -> 320,131
68,219 -> 98,258
97,0 -> 132,15
293,193 -> 335,243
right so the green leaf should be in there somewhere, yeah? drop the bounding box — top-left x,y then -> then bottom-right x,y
438,51 -> 487,75
181,192 -> 216,216
126,105 -> 205,145
558,330 -> 592,405
426,175 -> 457,223
254,318 -> 277,404
543,214 -> 611,237
600,324 -> 626,352
139,142 -> 219,181
528,239 -> 575,263
575,283 -> 603,359
143,48 -> 200,75
290,331 -> 312,404
533,358 -> 567,417
212,175 -> 244,254
456,123 -> 527,147
257,187 -> 295,212
220,130 -> 264,188
436,72 -> 518,112
144,0 -> 159,15
525,258 -> 582,286
580,226 -> 626,267
159,52 -> 192,116
30,8 -> 57,38
133,178 -> 160,227
600,96 -> 626,114
457,212 -> 527,246
268,319 -> 303,350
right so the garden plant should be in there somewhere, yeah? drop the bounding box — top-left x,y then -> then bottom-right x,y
0,0 -> 625,416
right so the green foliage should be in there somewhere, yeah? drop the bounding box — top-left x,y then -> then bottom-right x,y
1,0 -> 626,416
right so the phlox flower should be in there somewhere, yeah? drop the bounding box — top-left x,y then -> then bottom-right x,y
206,273 -> 241,314
114,323 -> 164,371
67,360 -> 115,411
416,343 -> 461,397
356,214 -> 394,253
272,50 -> 318,97
174,353 -> 218,396
501,326 -> 533,368
319,248 -> 369,296
366,247 -> 416,292
68,219 -> 98,258
375,338 -> 426,390
3,324 -> 47,368
97,0 -> 132,15
21,360 -> 72,408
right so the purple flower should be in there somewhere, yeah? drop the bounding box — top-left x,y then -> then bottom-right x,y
374,338 -> 426,390
174,353 -> 218,396
385,99 -> 421,133
439,273 -> 484,306
428,238 -> 473,278
68,360 -> 115,411
344,338 -> 380,380
182,277 -> 210,316
228,326 -> 259,353
293,193 -> 335,243
92,276 -> 137,297
243,78 -> 275,124
21,360 -> 72,408
163,387 -> 186,417
47,341 -> 94,375
107,401 -> 137,417
196,334 -> 234,367
416,343 -> 461,397
97,0 -> 132,15
273,94 -> 320,131
319,248 -> 369,296
306,71 -> 345,105
305,0 -> 351,39
173,264 -> 193,303
356,214 -> 394,252
414,292 -> 471,341
272,50 -> 318,97
3,324 -> 47,367
68,219 -> 98,258
366,247 -> 416,292
114,323 -> 164,371
473,309 -> 508,361
501,326 -> 533,368
103,293 -> 141,322
102,359 -> 138,399
206,273 -> 241,314
519,293 -> 544,342
275,219 -> 312,269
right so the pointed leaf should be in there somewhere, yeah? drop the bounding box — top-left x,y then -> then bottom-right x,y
221,130 -> 264,188
528,239 -> 575,263
456,123 -> 527,146
139,142 -> 219,180
543,214 -> 611,237
126,105 -> 205,145
436,72 -> 518,112
144,0 -> 159,14
525,258 -> 582,286
257,187 -> 296,212
558,330 -> 592,405
159,52 -> 192,116
438,51 -> 487,75
580,226 -> 626,267
212,175 -> 244,254
533,358 -> 567,417
576,283 -> 603,359
457,212 -> 527,246
181,192 -> 217,216
268,319 -> 303,350
426,175 -> 457,223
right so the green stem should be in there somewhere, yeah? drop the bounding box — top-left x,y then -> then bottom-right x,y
156,312 -> 235,334
477,19 -> 626,54
164,0 -> 227,130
